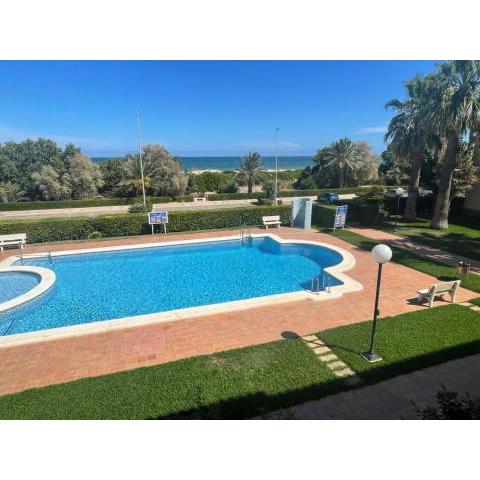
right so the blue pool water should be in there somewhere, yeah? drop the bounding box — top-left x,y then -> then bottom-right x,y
0,272 -> 40,304
0,237 -> 343,336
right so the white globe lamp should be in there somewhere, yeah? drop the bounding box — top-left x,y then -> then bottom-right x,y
371,244 -> 392,264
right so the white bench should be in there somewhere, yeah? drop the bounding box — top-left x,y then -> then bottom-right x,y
417,280 -> 461,307
262,215 -> 281,229
0,233 -> 27,251
193,196 -> 207,202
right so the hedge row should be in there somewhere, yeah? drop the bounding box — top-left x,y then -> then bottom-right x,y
0,196 -> 173,211
0,205 -> 292,244
312,198 -> 382,228
0,186 -> 408,211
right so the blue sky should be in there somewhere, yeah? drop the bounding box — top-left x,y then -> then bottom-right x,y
0,60 -> 438,157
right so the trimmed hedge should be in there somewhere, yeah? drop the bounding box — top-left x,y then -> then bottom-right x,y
207,192 -> 266,201
0,205 -> 292,244
0,196 -> 173,211
312,198 -> 382,228
174,195 -> 194,202
0,186 -> 407,211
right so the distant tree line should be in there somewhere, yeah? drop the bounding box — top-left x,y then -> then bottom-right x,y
0,139 -> 188,202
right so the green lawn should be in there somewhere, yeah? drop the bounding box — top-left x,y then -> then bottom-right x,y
381,216 -> 480,262
1,304 -> 480,419
326,228 -> 480,293
0,338 -> 340,420
320,304 -> 480,385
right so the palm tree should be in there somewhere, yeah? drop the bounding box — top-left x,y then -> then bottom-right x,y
238,152 -> 262,194
320,138 -> 360,188
385,75 -> 436,221
427,61 -> 480,230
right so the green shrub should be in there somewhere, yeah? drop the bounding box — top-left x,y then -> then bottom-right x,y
312,203 -> 337,227
87,231 -> 103,239
0,197 -> 130,211
0,205 -> 292,243
174,195 -> 194,202
189,171 -> 235,192
128,201 -> 152,213
206,192 -> 266,201
0,196 -> 173,211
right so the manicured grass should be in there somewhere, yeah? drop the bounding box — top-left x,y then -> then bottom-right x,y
0,338 -> 340,420
326,228 -> 480,293
320,304 -> 480,385
381,216 -> 480,262
469,297 -> 480,306
1,305 -> 480,419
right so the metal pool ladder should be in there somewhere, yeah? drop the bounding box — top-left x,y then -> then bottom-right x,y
240,225 -> 252,244
310,273 -> 331,294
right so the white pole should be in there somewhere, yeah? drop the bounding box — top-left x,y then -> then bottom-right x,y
136,113 -> 147,208
275,127 -> 279,205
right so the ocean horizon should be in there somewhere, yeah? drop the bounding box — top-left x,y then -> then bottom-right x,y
92,155 -> 313,171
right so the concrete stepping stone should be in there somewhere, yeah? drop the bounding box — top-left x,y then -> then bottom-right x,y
301,335 -> 318,341
335,368 -> 355,378
327,360 -> 347,371
471,305 -> 480,312
318,354 -> 338,363
313,346 -> 331,355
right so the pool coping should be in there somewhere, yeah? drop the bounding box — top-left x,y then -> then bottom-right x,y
0,266 -> 56,315
0,233 -> 362,348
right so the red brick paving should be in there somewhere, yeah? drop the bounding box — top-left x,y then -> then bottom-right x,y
0,227 -> 475,396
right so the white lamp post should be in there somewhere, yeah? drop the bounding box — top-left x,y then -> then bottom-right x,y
362,244 -> 392,363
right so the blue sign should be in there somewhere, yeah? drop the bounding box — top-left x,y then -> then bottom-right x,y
334,205 -> 348,229
149,211 -> 169,225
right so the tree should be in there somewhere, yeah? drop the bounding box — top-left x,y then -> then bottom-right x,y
65,154 -> 104,199
0,182 -> 27,203
353,141 -> 379,185
100,158 -> 130,195
314,138 -> 361,188
238,152 -> 262,194
451,141 -> 479,201
30,165 -> 71,200
378,150 -> 411,185
125,144 -> 187,197
428,61 -> 480,229
385,75 -> 436,221
0,154 -> 18,184
0,138 -> 64,188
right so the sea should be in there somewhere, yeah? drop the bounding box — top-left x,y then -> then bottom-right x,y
92,155 -> 313,171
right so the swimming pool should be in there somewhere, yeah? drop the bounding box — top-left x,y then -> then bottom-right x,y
0,234 -> 361,342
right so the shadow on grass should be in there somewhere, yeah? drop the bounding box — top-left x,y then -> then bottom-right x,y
151,379 -> 347,420
152,336 -> 480,420
321,338 -> 480,388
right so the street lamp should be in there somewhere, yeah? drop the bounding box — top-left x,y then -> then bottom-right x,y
362,243 -> 392,363
274,127 -> 279,205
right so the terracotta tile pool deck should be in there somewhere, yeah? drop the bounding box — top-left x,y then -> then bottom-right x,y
0,227 -> 475,396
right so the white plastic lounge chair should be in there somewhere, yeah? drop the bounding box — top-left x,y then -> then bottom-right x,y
417,280 -> 461,307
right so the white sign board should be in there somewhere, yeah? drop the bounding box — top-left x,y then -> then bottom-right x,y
148,211 -> 168,234
333,205 -> 348,230
149,211 -> 168,225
